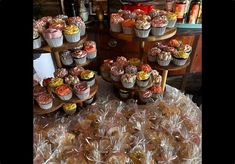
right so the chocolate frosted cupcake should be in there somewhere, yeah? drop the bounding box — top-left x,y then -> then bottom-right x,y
54,68 -> 68,78
148,47 -> 161,62
134,19 -> 151,38
151,16 -> 168,36
72,50 -> 87,65
125,65 -> 137,74
69,66 -> 85,76
60,50 -> 73,66
157,51 -> 172,66
121,73 -> 136,89
110,66 -> 124,82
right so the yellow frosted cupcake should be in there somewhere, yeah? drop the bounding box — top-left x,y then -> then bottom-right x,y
63,24 -> 80,43
136,71 -> 150,88
48,77 -> 64,92
172,50 -> 189,66
128,58 -> 141,67
63,103 -> 77,115
166,12 -> 177,28
80,70 -> 96,87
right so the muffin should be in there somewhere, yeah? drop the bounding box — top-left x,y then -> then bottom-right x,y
63,24 -> 80,43
64,75 -> 80,86
110,66 -> 125,82
80,70 -> 96,87
172,51 -> 189,66
136,71 -> 150,88
122,19 -> 135,34
42,27 -> 63,47
150,85 -> 163,99
35,93 -> 53,110
110,13 -> 124,32
100,59 -> 113,78
151,16 -> 168,36
55,84 -> 73,101
73,81 -> 90,100
116,56 -> 128,68
166,12 -> 177,28
60,50 -> 73,66
63,103 -> 77,115
148,47 -> 161,62
54,68 -> 68,78
157,51 -> 172,66
48,78 -> 64,92
134,19 -> 151,38
119,89 -> 130,99
84,44 -> 97,59
125,65 -> 137,74
33,29 -> 41,49
84,40 -> 96,49
69,66 -> 85,76
128,58 -> 141,67
139,90 -> 153,103
72,50 -> 87,65
121,73 -> 136,89
33,85 -> 47,98
140,64 -> 152,75
66,16 -> 86,36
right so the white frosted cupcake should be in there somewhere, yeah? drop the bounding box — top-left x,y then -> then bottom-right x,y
33,29 -> 41,49
157,51 -> 172,66
151,16 -> 168,36
72,50 -> 87,65
134,19 -> 151,38
60,50 -> 73,66
148,47 -> 161,62
121,73 -> 136,89
63,24 -> 80,43
110,13 -> 124,32
42,27 -> 63,47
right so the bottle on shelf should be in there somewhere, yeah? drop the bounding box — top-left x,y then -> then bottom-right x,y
175,0 -> 187,23
187,0 -> 201,24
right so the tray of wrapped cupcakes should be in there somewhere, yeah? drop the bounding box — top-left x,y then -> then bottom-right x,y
33,67 -> 98,115
109,9 -> 177,42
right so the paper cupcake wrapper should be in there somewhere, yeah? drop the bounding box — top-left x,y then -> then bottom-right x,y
110,73 -> 122,82
122,26 -> 134,34
74,56 -> 87,65
75,91 -> 90,100
121,81 -> 135,89
148,55 -> 157,62
136,79 -> 149,87
167,19 -> 177,28
173,57 -> 187,66
38,101 -> 53,110
57,92 -> 73,101
64,32 -> 80,43
87,51 -> 97,59
111,23 -> 122,32
151,26 -> 167,36
33,36 -> 42,49
134,28 -> 151,38
45,35 -> 63,47
157,59 -> 171,66
61,58 -> 73,66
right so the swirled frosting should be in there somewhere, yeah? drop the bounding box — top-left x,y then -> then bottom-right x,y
158,51 -> 172,61
65,75 -> 80,85
140,64 -> 152,73
150,47 -> 161,56
73,81 -> 89,92
43,28 -> 62,39
135,19 -> 151,30
72,50 -> 87,58
174,51 -> 189,59
80,70 -> 95,80
110,13 -> 124,24
121,73 -> 136,83
122,19 -> 135,27
151,16 -> 168,28
137,71 -> 150,80
125,65 -> 137,74
69,66 -> 85,76
49,78 -> 63,88
54,68 -> 68,78
63,24 -> 79,35
36,93 -> 53,104
110,66 -> 124,76
55,84 -> 71,96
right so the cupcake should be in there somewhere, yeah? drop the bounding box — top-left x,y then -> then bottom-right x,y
116,56 -> 128,68
63,24 -> 80,43
84,44 -> 97,59
166,12 -> 177,28
63,103 -> 77,115
64,75 -> 80,86
84,40 -> 96,48
42,27 -> 63,47
121,73 -> 136,89
110,13 -> 124,32
183,44 -> 192,56
35,93 -> 53,110
157,51 -> 172,66
125,65 -> 137,74
119,89 -> 130,99
163,46 -> 178,56
139,90 -> 153,103
150,85 -> 163,99
110,66 -> 125,82
134,19 -> 151,38
33,29 -> 41,49
54,68 -> 68,78
128,58 -> 141,67
136,71 -> 150,88
118,9 -> 132,19
80,70 -> 96,87
136,14 -> 151,22
48,78 -> 64,92
60,50 -> 73,66
148,47 -> 161,62
100,59 -> 113,78
73,81 -> 90,100
172,51 -> 189,66
122,19 -> 135,35
140,64 -> 152,75
66,16 -> 86,36
48,18 -> 66,31
152,70 -> 162,86
132,9 -> 146,16
55,14 -> 68,20
33,85 -> 47,98
72,50 -> 87,65
151,16 -> 168,36
149,9 -> 167,18
168,39 -> 182,49
69,66 -> 85,76
55,84 -> 73,101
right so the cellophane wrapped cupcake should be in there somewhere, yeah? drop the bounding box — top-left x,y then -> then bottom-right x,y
73,81 -> 90,100
54,68 -> 68,78
84,44 -> 97,59
35,93 -> 53,110
151,16 -> 168,36
63,24 -> 80,43
63,103 -> 77,115
55,84 -> 73,101
100,59 -> 113,78
166,12 -> 177,28
110,13 -> 124,32
136,71 -> 150,88
33,29 -> 42,49
42,27 -> 63,47
150,85 -> 163,99
128,58 -> 141,67
122,19 -> 135,34
121,73 -> 136,89
172,50 -> 189,66
110,66 -> 124,82
80,70 -> 96,87
69,66 -> 85,76
125,64 -> 137,74
119,89 -> 130,99
64,75 -> 80,86
66,16 -> 86,36
148,47 -> 162,62
134,19 -> 151,38
157,51 -> 172,66
72,50 -> 87,65
139,90 -> 153,103
60,50 -> 73,66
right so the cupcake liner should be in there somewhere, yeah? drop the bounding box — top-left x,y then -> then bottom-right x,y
151,26 -> 167,36
167,19 -> 177,28
81,77 -> 95,87
74,56 -> 87,65
84,96 -> 94,105
101,71 -> 110,78
45,35 -> 63,47
57,92 -> 73,101
172,57 -> 188,66
122,26 -> 134,34
134,28 -> 151,38
75,91 -> 90,100
110,73 -> 122,82
86,51 -> 97,59
136,79 -> 149,88
110,23 -> 122,32
64,32 -> 80,43
148,55 -> 157,62
38,101 -> 53,110
121,81 -> 135,89
119,92 -> 129,99
33,36 -> 42,49
64,108 -> 76,115
157,59 -> 171,66
61,58 -> 73,66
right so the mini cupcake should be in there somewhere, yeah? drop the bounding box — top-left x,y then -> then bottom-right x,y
63,103 -> 77,115
134,19 -> 151,38
116,56 -> 128,68
33,85 -> 47,98
72,50 -> 87,65
80,70 -> 96,87
157,51 -> 172,66
121,73 -> 136,89
172,51 -> 189,66
84,40 -> 96,49
63,24 -> 80,43
136,71 -> 150,88
168,39 -> 182,49
119,89 -> 130,99
48,78 -> 64,92
42,27 -> 63,47
140,64 -> 152,75
151,16 -> 168,36
125,65 -> 137,74
166,12 -> 177,28
84,44 -> 97,59
33,29 -> 41,49
55,84 -> 73,101
183,44 -> 192,56
60,50 -> 73,66
150,85 -> 163,99
128,58 -> 141,67
35,93 -> 53,110
139,90 -> 153,103
148,47 -> 161,62
110,13 -> 124,32
66,16 -> 86,36
100,59 -> 113,78
122,19 -> 135,35
69,66 -> 85,76
110,66 -> 125,82
54,68 -> 68,78
64,75 -> 80,86
73,81 -> 90,100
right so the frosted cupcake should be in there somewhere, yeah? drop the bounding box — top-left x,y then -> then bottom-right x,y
69,66 -> 85,76
139,90 -> 153,103
150,85 -> 163,99
110,13 -> 124,32
125,65 -> 137,74
168,39 -> 182,49
35,93 -> 53,110
152,70 -> 162,86
33,29 -> 41,49
73,81 -> 90,100
84,40 -> 96,48
151,16 -> 168,36
136,71 -> 150,88
100,59 -> 113,78
163,46 -> 178,56
54,68 -> 68,78
140,64 -> 152,75
80,70 -> 96,87
72,50 -> 87,65
42,27 -> 63,47
121,73 -> 136,89
84,44 -> 97,59
110,66 -> 124,82
136,14 -> 151,22
63,103 -> 77,115
48,77 -> 64,92
148,47 -> 161,62
134,19 -> 151,38
172,51 -> 189,66
149,9 -> 167,18
63,24 -> 80,43
64,75 -> 80,86
60,50 -> 73,66
166,12 -> 177,28
116,56 -> 128,68
118,9 -> 132,19
157,51 -> 172,66
122,19 -> 135,34
66,16 -> 86,36
128,58 -> 141,67
55,84 -> 73,101
48,18 -> 66,31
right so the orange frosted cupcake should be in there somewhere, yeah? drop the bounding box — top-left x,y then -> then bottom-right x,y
122,19 -> 135,34
55,84 -> 73,101
150,85 -> 163,99
84,44 -> 97,59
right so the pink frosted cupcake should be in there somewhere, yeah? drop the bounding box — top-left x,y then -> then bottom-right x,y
134,19 -> 151,38
42,27 -> 63,47
125,64 -> 137,74
66,16 -> 86,36
121,19 -> 135,34
35,93 -> 53,110
69,66 -> 85,76
148,47 -> 161,62
84,44 -> 97,59
151,16 -> 168,36
60,50 -> 73,66
72,50 -> 87,65
55,84 -> 73,101
110,13 -> 124,32
63,24 -> 80,43
139,90 -> 153,103
73,81 -> 90,100
140,64 -> 152,75
110,66 -> 124,82
157,51 -> 172,66
121,73 -> 136,89
54,68 -> 68,78
116,56 -> 128,68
